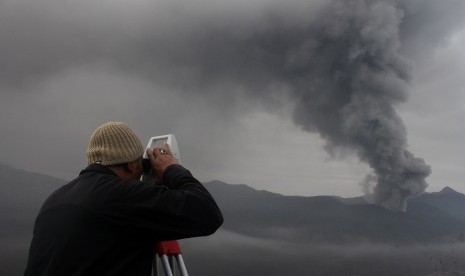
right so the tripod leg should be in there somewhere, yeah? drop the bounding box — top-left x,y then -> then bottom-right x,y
152,254 -> 158,276
160,255 -> 174,276
169,256 -> 176,276
175,255 -> 189,276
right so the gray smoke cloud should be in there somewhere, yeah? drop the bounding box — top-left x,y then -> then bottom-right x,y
150,0 -> 434,211
260,0 -> 433,211
2,0 -> 465,210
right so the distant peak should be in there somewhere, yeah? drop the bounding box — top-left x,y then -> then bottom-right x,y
438,186 -> 457,194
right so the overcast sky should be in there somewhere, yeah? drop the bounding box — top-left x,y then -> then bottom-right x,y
1,0 -> 464,198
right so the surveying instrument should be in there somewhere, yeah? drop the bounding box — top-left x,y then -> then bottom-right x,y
141,134 -> 188,276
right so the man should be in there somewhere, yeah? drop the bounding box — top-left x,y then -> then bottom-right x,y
24,122 -> 223,275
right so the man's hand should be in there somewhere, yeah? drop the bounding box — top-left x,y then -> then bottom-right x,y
146,143 -> 179,181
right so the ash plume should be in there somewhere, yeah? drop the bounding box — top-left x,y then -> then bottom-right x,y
159,0 -> 433,211
280,0 -> 432,211
87,0 -> 435,211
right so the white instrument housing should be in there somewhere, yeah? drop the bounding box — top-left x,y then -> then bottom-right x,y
143,134 -> 181,163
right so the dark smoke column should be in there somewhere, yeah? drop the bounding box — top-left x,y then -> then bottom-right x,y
285,0 -> 431,211
103,0 -> 432,211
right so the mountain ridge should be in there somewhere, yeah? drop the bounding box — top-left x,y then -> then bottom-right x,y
204,180 -> 465,244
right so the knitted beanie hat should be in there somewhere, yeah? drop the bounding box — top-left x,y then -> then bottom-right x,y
87,122 -> 144,165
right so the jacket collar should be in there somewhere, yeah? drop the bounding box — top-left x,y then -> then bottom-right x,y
79,163 -> 117,176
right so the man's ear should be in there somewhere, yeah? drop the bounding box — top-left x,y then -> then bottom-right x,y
126,159 -> 142,175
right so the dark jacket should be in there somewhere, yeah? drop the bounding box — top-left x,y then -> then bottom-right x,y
24,163 -> 223,276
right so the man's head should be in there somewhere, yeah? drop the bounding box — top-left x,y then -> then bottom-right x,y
87,122 -> 144,180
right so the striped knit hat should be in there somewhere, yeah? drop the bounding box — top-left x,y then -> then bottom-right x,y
87,122 -> 144,165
